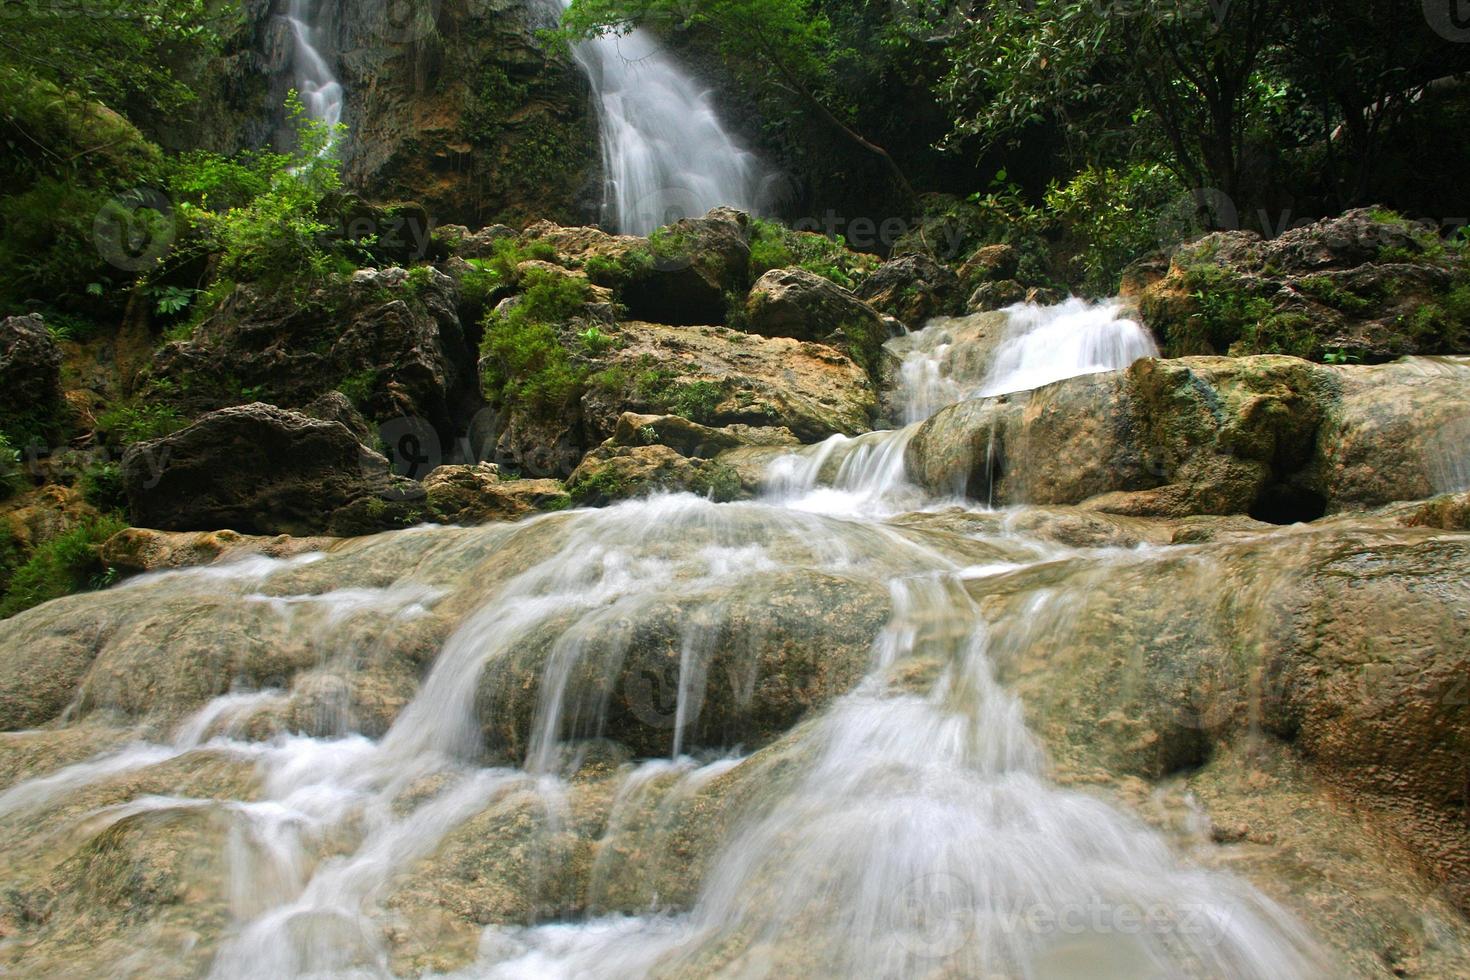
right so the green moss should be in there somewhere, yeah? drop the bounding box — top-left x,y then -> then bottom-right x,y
689,462 -> 742,502
1176,264 -> 1276,354
1296,276 -> 1372,314
565,466 -> 627,503
0,515 -> 127,620
338,370 -> 378,408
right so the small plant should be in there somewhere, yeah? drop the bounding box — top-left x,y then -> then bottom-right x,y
151,284 -> 198,317
79,460 -> 127,511
1322,347 -> 1362,365
577,326 -> 613,354
480,269 -> 593,413
338,369 -> 378,408
0,515 -> 128,620
97,400 -> 186,445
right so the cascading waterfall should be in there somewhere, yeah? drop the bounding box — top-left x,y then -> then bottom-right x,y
766,298 -> 1158,517
286,0 -> 344,131
558,1 -> 767,234
0,299 -> 1334,977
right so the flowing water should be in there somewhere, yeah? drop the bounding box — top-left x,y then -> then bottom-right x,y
558,2 -> 768,234
0,300 -> 1332,977
286,0 -> 344,132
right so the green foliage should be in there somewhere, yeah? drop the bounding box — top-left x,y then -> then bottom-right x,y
1176,264 -> 1275,354
79,461 -> 127,513
1043,164 -> 1182,296
577,326 -> 614,355
338,370 -> 378,408
480,270 -> 593,413
181,93 -> 346,286
97,399 -> 187,445
0,515 -> 127,620
1231,312 -> 1319,359
748,219 -> 874,289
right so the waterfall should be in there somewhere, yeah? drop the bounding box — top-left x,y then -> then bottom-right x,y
0,298 -> 1336,978
766,298 -> 1158,517
286,0 -> 344,131
559,3 -> 767,234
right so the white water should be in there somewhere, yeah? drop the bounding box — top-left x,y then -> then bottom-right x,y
287,0 -> 344,131
560,2 -> 767,234
767,299 -> 1158,518
0,299 -> 1324,977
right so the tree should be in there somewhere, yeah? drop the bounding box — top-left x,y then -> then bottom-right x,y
558,0 -> 916,200
940,0 -> 1281,206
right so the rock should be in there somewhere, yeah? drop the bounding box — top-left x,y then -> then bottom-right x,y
966,279 -> 1028,313
0,484 -> 99,555
302,390 -> 376,446
853,253 -> 962,326
439,223 -> 518,259
422,463 -> 569,524
579,321 -> 876,445
957,242 -> 1020,286
1401,491 -> 1470,530
476,567 -> 894,760
618,208 -> 753,325
979,518 -> 1470,915
99,527 -> 333,574
150,268 -> 478,443
1139,208 -> 1470,361
0,314 -> 65,447
120,403 -> 427,537
743,268 -> 892,373
907,354 -> 1470,521
566,444 -> 742,506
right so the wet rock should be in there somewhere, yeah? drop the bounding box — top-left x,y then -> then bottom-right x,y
909,354 -> 1470,520
476,569 -> 893,760
99,527 -> 334,574
853,253 -> 962,326
1139,208 -> 1470,361
576,321 -> 876,445
422,463 -> 569,524
566,444 -> 742,506
120,403 -> 426,537
743,268 -> 892,372
966,279 -> 1028,313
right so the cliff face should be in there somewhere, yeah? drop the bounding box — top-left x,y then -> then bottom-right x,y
172,0 -> 601,229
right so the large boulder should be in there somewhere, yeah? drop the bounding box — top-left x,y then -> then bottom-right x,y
617,208 -> 753,325
853,253 -> 962,326
1139,208 -> 1470,361
120,403 -> 426,536
149,267 -> 479,443
743,267 -> 893,373
908,354 -> 1470,521
0,314 -> 65,447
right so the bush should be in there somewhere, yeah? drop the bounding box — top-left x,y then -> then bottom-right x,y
480,270 -> 593,413
748,219 -> 875,288
1044,163 -> 1182,296
79,460 -> 127,512
0,515 -> 127,620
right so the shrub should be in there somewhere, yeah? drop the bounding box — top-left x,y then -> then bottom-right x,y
480,270 -> 593,412
748,218 -> 874,288
0,515 -> 127,620
1044,163 -> 1182,296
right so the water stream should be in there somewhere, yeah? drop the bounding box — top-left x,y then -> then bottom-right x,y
0,300 -> 1329,977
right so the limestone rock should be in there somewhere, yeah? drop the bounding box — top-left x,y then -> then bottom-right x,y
743,267 -> 892,372
423,463 -> 569,524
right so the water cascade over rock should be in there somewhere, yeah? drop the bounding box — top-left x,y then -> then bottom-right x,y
3,299 -> 1470,977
